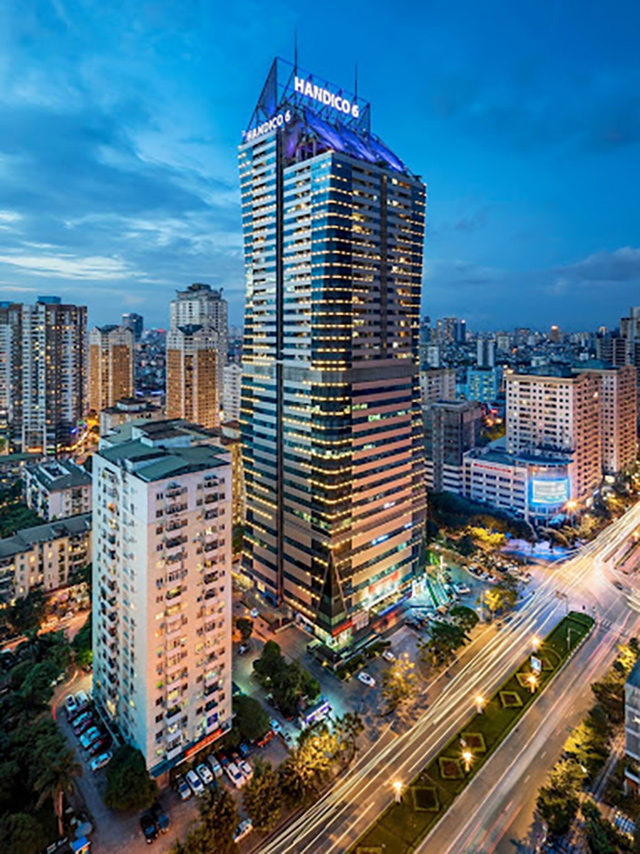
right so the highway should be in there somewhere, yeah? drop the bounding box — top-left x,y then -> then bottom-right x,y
258,500 -> 640,854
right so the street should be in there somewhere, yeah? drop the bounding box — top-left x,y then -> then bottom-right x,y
256,500 -> 640,854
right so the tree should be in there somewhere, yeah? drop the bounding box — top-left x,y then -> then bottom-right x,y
536,758 -> 585,837
236,617 -> 254,644
34,748 -> 82,836
0,812 -> 46,854
449,605 -> 480,634
243,760 -> 282,832
253,640 -> 286,686
483,577 -> 519,616
418,621 -> 468,669
582,798 -> 628,854
380,654 -> 417,712
333,712 -> 364,764
104,746 -> 157,811
72,615 -> 92,670
280,723 -> 339,806
172,788 -> 238,854
233,695 -> 271,742
253,642 -> 319,718
6,591 -> 46,636
563,720 -> 609,779
591,671 -> 626,724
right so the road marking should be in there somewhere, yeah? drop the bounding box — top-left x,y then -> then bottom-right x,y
325,802 -> 375,853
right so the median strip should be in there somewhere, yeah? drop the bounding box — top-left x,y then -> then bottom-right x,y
351,611 -> 595,854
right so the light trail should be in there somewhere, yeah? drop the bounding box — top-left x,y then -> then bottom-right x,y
258,502 -> 640,854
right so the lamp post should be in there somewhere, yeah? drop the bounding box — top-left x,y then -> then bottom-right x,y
475,695 -> 485,714
527,673 -> 538,694
393,780 -> 403,803
462,750 -> 473,773
532,636 -> 540,653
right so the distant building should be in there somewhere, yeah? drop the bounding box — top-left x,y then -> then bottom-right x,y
99,397 -> 163,436
424,400 -> 483,492
550,324 -> 561,343
170,284 -> 228,393
506,368 -> 602,504
93,420 -> 233,776
222,363 -> 242,423
496,332 -> 511,353
0,298 -> 87,455
476,337 -> 496,368
425,344 -> 442,369
466,367 -> 499,403
24,459 -> 92,520
122,312 -> 144,342
625,658 -> 640,795
420,368 -> 456,405
597,333 -> 628,368
0,513 -> 92,602
89,325 -> 135,414
166,325 -> 219,429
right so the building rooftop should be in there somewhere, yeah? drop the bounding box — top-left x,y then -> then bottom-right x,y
465,442 -> 572,468
0,513 -> 92,560
26,459 -> 91,492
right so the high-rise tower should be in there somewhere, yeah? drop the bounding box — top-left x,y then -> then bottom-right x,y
89,325 -> 134,413
239,59 -> 426,648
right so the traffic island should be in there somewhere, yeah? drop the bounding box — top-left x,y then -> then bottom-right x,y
351,611 -> 594,854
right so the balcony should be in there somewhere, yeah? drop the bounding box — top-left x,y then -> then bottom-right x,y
166,705 -> 183,722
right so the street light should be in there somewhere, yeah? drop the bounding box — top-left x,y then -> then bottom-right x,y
527,673 -> 538,694
475,695 -> 485,714
392,780 -> 403,803
532,636 -> 540,652
462,750 -> 473,773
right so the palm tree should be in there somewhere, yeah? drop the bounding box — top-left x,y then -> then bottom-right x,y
35,749 -> 82,836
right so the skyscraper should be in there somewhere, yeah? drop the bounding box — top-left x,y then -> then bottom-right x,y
170,284 -> 228,389
0,297 -> 87,454
89,325 -> 134,414
122,312 -> 144,342
166,325 -> 219,429
92,420 -> 233,776
239,59 -> 426,648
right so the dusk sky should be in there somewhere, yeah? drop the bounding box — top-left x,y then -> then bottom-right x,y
1,0 -> 639,332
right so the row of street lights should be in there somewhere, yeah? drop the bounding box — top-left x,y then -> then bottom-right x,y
391,633 -> 542,803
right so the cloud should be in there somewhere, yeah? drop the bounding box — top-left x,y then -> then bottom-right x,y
0,252 -> 144,280
560,247 -> 640,283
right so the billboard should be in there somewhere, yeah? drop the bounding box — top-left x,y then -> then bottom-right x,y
530,477 -> 570,507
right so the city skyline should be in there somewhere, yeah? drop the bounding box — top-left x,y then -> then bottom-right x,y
1,1 -> 639,330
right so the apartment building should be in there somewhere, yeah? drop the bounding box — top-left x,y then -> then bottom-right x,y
222,363 -> 242,423
580,364 -> 637,476
420,368 -> 456,406
23,459 -> 92,520
0,514 -> 92,602
424,400 -> 483,492
92,419 -> 233,776
166,325 -> 219,430
89,325 -> 135,413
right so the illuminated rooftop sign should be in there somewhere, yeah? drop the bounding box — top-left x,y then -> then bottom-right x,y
294,75 -> 360,119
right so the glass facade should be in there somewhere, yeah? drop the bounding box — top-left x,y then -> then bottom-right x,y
239,59 -> 426,647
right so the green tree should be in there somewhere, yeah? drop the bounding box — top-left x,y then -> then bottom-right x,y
236,617 -> 254,643
484,577 -> 519,616
7,591 -> 47,636
104,746 -> 157,811
418,621 -> 468,669
563,720 -> 609,779
591,671 -> 626,724
280,723 -> 338,806
34,748 -> 82,836
233,695 -> 271,742
0,812 -> 46,854
71,615 -> 92,670
172,788 -> 238,854
582,798 -> 629,854
253,640 -> 286,686
333,712 -> 364,764
380,653 -> 417,712
449,605 -> 480,634
243,760 -> 282,832
536,758 -> 585,837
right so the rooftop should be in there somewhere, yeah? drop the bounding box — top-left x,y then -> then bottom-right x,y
0,513 -> 92,560
26,459 -> 91,491
466,442 -> 572,468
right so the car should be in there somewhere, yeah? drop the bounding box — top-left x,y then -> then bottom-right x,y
234,818 -> 253,842
65,694 -> 79,719
250,608 -> 259,619
269,718 -> 282,735
207,754 -> 224,779
239,759 -> 253,781
89,751 -> 112,772
75,690 -> 89,710
151,802 -> 170,833
255,730 -> 274,748
238,741 -> 252,758
614,580 -> 625,591
225,762 -> 245,788
73,712 -> 93,733
175,775 -> 191,801
281,730 -> 293,747
454,583 -> 471,595
265,693 -> 277,708
186,769 -> 205,797
358,672 -> 375,687
89,737 -> 111,756
140,812 -> 158,844
196,763 -> 214,786
79,727 -> 101,750
238,643 -> 250,655
382,649 -> 395,662
218,752 -> 230,767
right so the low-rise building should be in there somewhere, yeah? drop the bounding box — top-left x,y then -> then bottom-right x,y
23,459 -> 92,520
466,366 -> 500,403
420,368 -> 456,405
0,513 -> 92,602
99,397 -> 164,436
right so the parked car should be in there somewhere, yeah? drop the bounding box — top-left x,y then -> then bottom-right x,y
186,769 -> 205,797
255,730 -> 274,748
75,690 -> 89,710
65,694 -> 79,719
225,762 -> 245,789
89,751 -> 112,772
217,752 -> 230,767
281,730 -> 293,747
89,737 -> 111,756
196,763 -> 214,786
239,759 -> 253,781
79,727 -> 101,750
234,818 -> 253,842
269,718 -> 282,735
382,649 -> 395,662
140,812 -> 158,844
175,775 -> 191,801
454,583 -> 471,594
265,693 -> 277,708
73,712 -> 93,734
250,608 -> 259,619
238,741 -> 252,759
207,754 -> 223,779
151,802 -> 170,833
358,672 -> 375,687
238,644 -> 250,655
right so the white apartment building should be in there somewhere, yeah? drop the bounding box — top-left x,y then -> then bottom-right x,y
420,368 -> 456,406
222,363 -> 242,423
170,284 -> 228,396
505,368 -> 602,503
92,420 -> 233,777
0,514 -> 92,602
24,459 -> 92,520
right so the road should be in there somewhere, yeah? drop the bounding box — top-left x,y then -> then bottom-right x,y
257,500 -> 640,854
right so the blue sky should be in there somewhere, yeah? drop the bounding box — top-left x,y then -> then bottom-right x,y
0,0 -> 639,332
